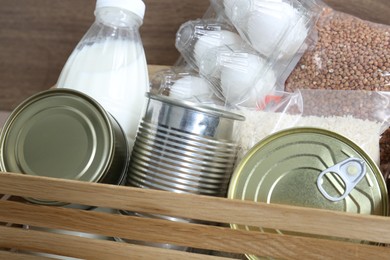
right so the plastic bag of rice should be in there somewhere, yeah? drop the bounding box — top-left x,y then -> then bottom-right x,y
235,90 -> 390,167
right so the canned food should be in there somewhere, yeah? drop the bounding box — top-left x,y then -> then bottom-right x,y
0,89 -> 129,206
127,93 -> 245,196
228,127 -> 388,259
124,93 -> 244,251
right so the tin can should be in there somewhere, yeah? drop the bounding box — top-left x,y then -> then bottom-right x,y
127,92 -> 245,196
124,93 -> 244,251
228,127 -> 388,259
0,89 -> 129,206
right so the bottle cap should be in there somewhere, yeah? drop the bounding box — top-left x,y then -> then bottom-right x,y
96,0 -> 146,20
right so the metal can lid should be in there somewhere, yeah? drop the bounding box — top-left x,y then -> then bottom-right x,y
229,126 -> 388,216
146,92 -> 245,122
0,89 -> 115,183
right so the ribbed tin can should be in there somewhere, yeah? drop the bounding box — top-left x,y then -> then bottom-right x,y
122,93 -> 244,251
126,93 -> 245,196
228,127 -> 388,260
0,89 -> 129,206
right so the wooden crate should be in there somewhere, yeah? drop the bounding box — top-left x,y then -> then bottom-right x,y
0,172 -> 389,259
1,1 -> 390,258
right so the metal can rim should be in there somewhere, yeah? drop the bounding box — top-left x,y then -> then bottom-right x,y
0,89 -> 117,184
229,126 -> 388,213
146,92 -> 245,122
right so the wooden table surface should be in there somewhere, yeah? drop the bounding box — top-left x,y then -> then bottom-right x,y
0,0 -> 389,111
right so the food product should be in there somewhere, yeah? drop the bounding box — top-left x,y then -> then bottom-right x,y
285,8 -> 390,171
56,0 -> 149,151
218,49 -> 277,106
286,8 -> 390,91
149,68 -> 220,105
235,89 -> 390,167
175,20 -> 243,72
169,75 -> 213,100
194,30 -> 243,70
175,0 -> 322,108
56,39 -> 148,149
236,109 -> 382,165
223,0 -> 309,58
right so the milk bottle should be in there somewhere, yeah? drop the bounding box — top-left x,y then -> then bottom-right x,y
56,0 -> 149,152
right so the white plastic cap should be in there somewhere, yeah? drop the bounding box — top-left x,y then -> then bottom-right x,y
96,0 -> 146,20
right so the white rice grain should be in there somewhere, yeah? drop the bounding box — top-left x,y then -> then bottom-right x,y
236,110 -> 382,165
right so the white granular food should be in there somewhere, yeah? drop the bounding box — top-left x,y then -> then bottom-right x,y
236,110 -> 382,164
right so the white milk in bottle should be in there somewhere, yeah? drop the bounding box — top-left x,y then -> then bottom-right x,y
56,0 -> 149,152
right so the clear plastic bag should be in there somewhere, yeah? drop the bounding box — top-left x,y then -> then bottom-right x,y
174,18 -> 273,107
211,0 -> 322,59
285,7 -> 390,92
149,67 -> 221,106
283,5 -> 390,174
235,89 -> 390,166
172,0 -> 322,108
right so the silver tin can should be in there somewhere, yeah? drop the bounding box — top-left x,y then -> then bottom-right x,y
0,89 -> 129,206
123,93 -> 244,251
126,92 -> 245,196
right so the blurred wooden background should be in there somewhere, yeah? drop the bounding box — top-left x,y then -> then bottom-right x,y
0,0 -> 390,111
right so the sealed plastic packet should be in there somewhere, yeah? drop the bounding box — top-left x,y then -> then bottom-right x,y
235,89 -> 390,166
173,0 -> 323,108
174,18 -> 270,107
286,7 -> 390,92
284,4 -> 390,173
149,67 -> 220,105
211,0 -> 322,105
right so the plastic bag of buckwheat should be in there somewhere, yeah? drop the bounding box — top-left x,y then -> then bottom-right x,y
285,7 -> 390,92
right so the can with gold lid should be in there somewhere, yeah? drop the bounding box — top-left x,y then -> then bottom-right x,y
228,127 -> 388,259
0,89 -> 129,206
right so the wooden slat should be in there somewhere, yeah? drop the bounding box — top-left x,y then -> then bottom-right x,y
0,226 -> 231,260
0,199 -> 389,260
0,250 -> 54,260
1,172 -> 390,245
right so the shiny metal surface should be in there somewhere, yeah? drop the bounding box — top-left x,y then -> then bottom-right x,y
126,93 -> 244,197
142,92 -> 245,140
124,93 -> 244,251
0,89 -> 129,206
228,127 -> 388,260
139,121 -> 239,148
229,127 -> 388,213
137,123 -> 238,157
128,167 -> 229,194
132,144 -> 236,173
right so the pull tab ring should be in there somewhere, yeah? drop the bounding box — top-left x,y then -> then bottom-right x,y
317,158 -> 366,202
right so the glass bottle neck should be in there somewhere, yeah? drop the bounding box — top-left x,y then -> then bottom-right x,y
94,7 -> 143,28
